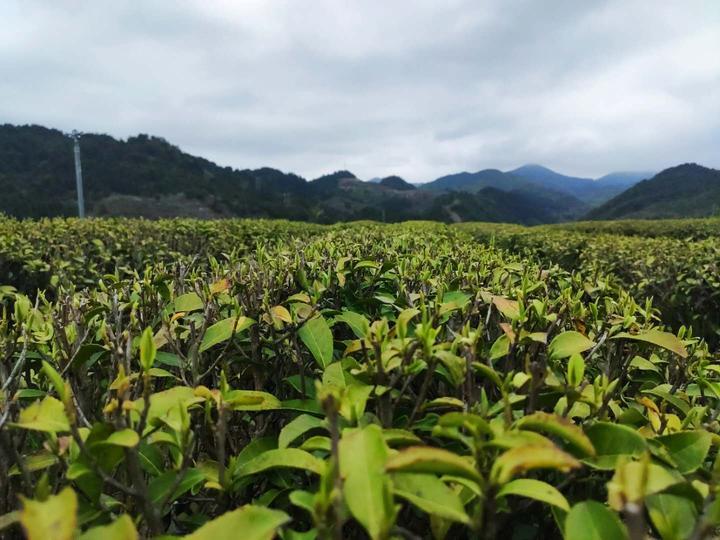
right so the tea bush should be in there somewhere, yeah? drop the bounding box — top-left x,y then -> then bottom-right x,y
458,222 -> 720,347
0,218 -> 719,539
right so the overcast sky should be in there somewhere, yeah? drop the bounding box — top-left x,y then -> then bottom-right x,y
1,1 -> 719,182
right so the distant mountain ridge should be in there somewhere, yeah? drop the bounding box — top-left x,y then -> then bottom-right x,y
420,164 -> 652,209
508,164 -> 650,205
588,164 -> 720,220
0,123 -> 712,224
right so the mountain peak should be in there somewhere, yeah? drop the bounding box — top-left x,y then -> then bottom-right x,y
379,176 -> 415,191
312,170 -> 356,182
513,163 -> 554,173
656,163 -> 710,176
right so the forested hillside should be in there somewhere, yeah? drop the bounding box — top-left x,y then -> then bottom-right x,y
2,124 -> 715,224
588,164 -> 720,220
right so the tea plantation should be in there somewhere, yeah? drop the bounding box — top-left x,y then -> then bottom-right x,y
1,217 -> 719,539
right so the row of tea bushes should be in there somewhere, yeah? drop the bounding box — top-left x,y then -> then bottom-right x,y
458,222 -> 720,348
0,221 -> 718,538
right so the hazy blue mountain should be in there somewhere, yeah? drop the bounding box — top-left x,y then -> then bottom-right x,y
420,167 -> 589,218
509,164 -> 648,205
595,171 -> 654,187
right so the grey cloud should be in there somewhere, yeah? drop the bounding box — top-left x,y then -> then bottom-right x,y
1,0 -> 718,182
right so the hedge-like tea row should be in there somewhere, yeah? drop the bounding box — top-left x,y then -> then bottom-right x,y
0,219 -> 718,539
458,222 -> 720,348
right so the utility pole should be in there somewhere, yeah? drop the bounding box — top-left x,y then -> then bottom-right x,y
72,130 -> 85,218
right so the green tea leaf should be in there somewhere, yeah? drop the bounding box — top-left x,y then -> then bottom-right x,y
298,315 -> 333,368
148,468 -> 205,506
584,422 -> 647,470
656,431 -> 712,474
496,478 -> 570,511
237,448 -> 325,477
80,515 -> 138,540
565,501 -> 628,540
40,360 -> 66,402
566,353 -> 585,386
199,316 -> 255,352
335,311 -> 370,339
185,505 -> 290,540
139,326 -> 156,372
646,493 -> 697,540
516,412 -> 596,457
279,414 -> 325,449
548,331 -> 595,360
175,292 -> 203,312
392,473 -> 470,524
339,425 -> 397,540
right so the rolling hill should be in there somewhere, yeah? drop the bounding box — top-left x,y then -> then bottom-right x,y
421,169 -> 529,192
424,187 -> 587,225
0,125 -> 441,223
0,123 -> 709,225
587,164 -> 720,220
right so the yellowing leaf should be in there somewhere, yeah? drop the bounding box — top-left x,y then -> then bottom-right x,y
492,296 -> 520,319
209,278 -> 230,294
41,360 -> 66,402
9,451 -> 58,476
489,334 -> 510,361
515,412 -> 595,457
11,396 -> 70,433
80,515 -> 138,540
270,305 -> 292,324
100,428 -> 140,448
497,478 -> 570,511
612,330 -> 688,358
20,487 -> 77,540
385,446 -> 481,484
490,445 -> 581,484
225,390 -> 281,411
185,505 -> 290,540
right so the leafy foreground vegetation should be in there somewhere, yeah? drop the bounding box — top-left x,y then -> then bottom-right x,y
1,218 -> 720,539
460,219 -> 720,348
